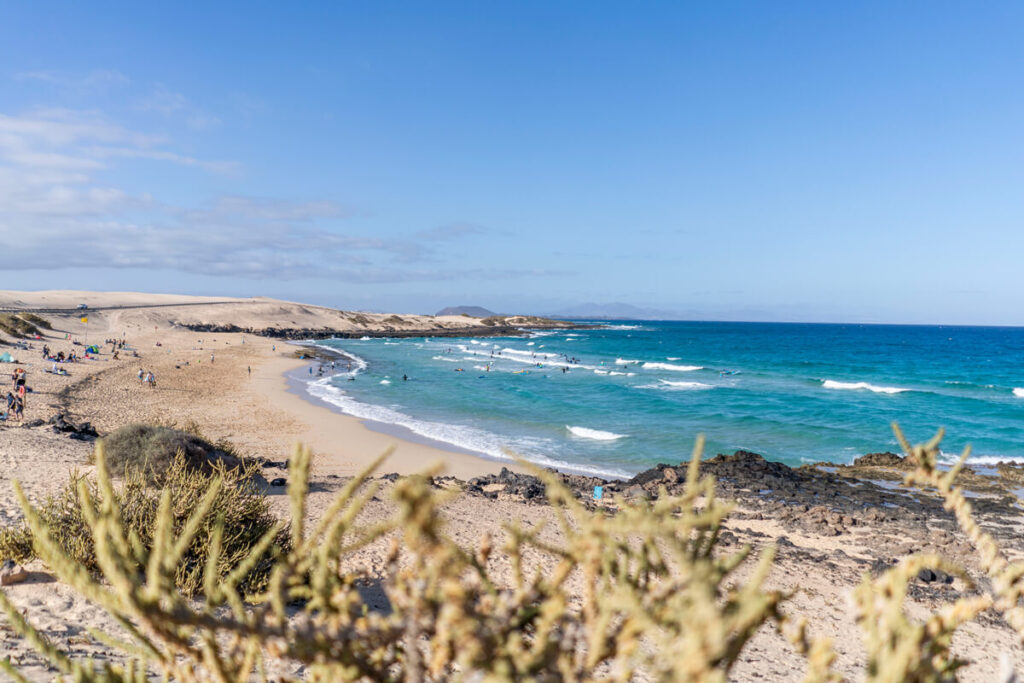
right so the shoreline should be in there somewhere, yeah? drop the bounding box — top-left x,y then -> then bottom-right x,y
3,292 -> 1024,679
249,353 -> 516,480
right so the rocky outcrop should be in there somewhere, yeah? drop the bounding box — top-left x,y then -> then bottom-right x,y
853,451 -> 907,467
174,322 -> 577,340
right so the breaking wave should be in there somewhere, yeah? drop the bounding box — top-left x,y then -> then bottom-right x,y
566,425 -> 627,440
642,362 -> 703,372
822,379 -> 908,395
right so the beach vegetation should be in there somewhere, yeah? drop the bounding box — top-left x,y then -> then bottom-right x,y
97,423 -> 245,484
15,313 -> 52,330
0,450 -> 286,599
0,427 -> 1022,680
0,313 -> 42,339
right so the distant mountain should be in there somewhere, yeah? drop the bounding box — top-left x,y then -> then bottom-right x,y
548,302 -> 681,320
436,305 -> 496,318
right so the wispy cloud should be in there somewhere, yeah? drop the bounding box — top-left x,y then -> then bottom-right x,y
15,69 -> 130,93
135,84 -> 221,130
415,222 -> 486,241
0,98 -> 559,285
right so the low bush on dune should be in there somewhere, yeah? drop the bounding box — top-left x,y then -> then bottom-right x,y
16,313 -> 52,330
0,314 -> 41,339
1,427 -> 1023,681
98,423 -> 243,485
0,451 -> 286,598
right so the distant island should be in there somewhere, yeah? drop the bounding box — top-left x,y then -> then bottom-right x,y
436,305 -> 497,317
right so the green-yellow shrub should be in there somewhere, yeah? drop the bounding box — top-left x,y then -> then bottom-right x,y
2,427 -> 1024,681
0,452 -> 286,598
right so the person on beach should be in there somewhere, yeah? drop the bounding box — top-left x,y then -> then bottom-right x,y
12,396 -> 23,421
247,366 -> 251,377
138,369 -> 144,383
210,353 -> 215,364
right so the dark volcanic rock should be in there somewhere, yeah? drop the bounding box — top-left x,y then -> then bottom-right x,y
175,322 -> 577,340
854,452 -> 907,467
46,412 -> 98,441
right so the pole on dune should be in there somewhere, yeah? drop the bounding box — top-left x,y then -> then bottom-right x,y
81,314 -> 88,345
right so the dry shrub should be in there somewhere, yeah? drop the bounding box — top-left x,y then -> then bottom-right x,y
99,423 -> 242,484
0,314 -> 41,339
3,428 -> 1024,681
0,452 -> 286,598
16,313 -> 51,330
0,439 -> 828,681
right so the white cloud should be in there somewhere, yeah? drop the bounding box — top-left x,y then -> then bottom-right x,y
15,69 -> 130,92
135,84 -> 221,130
0,104 -> 561,285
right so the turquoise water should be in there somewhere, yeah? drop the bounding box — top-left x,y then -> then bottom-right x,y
304,322 -> 1024,478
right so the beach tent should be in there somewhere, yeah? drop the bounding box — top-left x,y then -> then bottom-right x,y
0,353 -> 13,363
86,345 -> 100,354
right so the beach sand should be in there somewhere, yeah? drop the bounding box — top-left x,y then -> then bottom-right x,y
1,291 -> 1022,680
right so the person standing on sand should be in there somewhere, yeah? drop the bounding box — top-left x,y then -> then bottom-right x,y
247,366 -> 251,377
210,353 -> 215,364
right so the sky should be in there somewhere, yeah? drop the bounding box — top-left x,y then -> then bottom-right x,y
1,2 -> 1023,324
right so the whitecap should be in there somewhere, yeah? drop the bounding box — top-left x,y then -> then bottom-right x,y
432,355 -> 460,362
615,358 -> 643,365
567,425 -> 627,440
304,379 -> 632,478
822,379 -> 908,394
379,379 -> 391,385
1014,388 -> 1024,398
643,362 -> 703,372
636,380 -> 713,391
666,357 -> 681,361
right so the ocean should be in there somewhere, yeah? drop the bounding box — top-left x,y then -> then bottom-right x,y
300,321 -> 1024,479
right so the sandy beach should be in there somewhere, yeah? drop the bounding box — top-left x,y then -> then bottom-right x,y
2,291 -> 1024,680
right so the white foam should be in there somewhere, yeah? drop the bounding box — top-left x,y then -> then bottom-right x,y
379,379 -> 390,384
609,371 -> 627,376
637,380 -> 713,391
473,365 -> 490,371
432,355 -> 460,362
502,347 -> 559,359
1013,388 -> 1024,398
304,379 -> 631,478
666,357 -> 681,361
660,379 -> 713,389
643,362 -> 703,372
458,344 -> 602,371
527,341 -> 535,346
822,379 -> 908,395
359,336 -> 372,341
615,358 -> 643,365
307,343 -> 367,376
566,425 -> 627,440
594,369 -> 609,375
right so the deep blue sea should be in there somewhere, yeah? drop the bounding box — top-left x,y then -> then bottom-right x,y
302,322 -> 1024,478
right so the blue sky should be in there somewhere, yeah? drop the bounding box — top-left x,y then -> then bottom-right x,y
1,2 -> 1022,323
